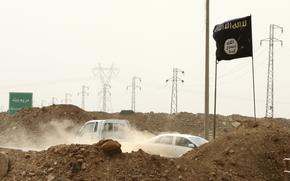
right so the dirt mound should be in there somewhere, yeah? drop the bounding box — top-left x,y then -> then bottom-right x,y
0,120 -> 289,180
0,105 -> 91,148
179,120 -> 290,181
0,142 -> 193,181
14,104 -> 90,126
0,152 -> 9,178
0,105 -> 290,180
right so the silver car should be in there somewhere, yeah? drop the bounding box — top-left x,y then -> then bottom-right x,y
139,133 -> 208,157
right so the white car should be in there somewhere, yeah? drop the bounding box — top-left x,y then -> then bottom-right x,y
139,133 -> 208,158
76,119 -> 131,144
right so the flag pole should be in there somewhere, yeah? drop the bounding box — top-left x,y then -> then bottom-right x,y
204,0 -> 210,140
250,15 -> 256,121
251,57 -> 257,121
213,59 -> 218,139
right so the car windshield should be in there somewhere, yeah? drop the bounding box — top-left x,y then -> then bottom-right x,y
188,136 -> 208,147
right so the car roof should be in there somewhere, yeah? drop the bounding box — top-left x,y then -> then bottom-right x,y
85,119 -> 129,124
155,133 -> 206,139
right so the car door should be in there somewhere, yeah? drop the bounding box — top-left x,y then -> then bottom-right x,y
78,122 -> 97,143
153,135 -> 174,157
174,136 -> 196,157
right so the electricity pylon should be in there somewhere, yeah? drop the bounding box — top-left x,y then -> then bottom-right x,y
78,85 -> 89,109
260,24 -> 283,118
51,97 -> 58,105
127,76 -> 141,112
64,93 -> 72,104
41,100 -> 47,107
92,63 -> 119,112
98,84 -> 111,112
166,68 -> 184,114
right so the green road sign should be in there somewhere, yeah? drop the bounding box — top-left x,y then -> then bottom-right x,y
9,92 -> 33,114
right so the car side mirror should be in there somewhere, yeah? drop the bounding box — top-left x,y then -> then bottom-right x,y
188,144 -> 196,148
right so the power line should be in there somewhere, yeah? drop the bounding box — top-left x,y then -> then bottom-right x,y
261,24 -> 283,118
127,76 -> 141,112
166,68 -> 184,114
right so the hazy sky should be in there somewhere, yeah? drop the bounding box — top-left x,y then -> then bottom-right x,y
0,0 -> 289,118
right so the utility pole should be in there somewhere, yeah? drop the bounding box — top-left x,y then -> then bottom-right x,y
92,63 -> 119,112
78,85 -> 89,110
261,24 -> 283,118
204,0 -> 210,140
166,68 -> 184,114
127,76 -> 141,112
64,93 -> 72,104
0,105 -> 5,112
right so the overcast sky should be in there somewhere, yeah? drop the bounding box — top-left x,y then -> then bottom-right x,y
0,0 -> 289,118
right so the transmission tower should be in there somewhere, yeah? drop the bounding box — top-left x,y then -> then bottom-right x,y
98,84 -> 111,112
260,24 -> 283,118
127,76 -> 141,112
92,63 -> 119,112
41,100 -> 47,107
64,93 -> 72,104
51,97 -> 58,105
78,85 -> 89,109
166,68 -> 184,114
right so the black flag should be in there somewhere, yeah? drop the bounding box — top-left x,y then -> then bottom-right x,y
213,16 -> 252,61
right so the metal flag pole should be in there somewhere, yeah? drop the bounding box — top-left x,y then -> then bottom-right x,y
251,57 -> 257,121
213,59 -> 218,139
250,15 -> 257,121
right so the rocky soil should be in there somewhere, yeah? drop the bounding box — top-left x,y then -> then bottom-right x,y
0,104 -> 289,180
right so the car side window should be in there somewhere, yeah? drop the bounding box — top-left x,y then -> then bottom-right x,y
175,137 -> 194,147
82,122 -> 95,133
113,123 -> 124,132
155,136 -> 173,145
103,123 -> 113,132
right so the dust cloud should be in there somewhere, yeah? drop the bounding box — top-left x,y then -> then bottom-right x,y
0,119 -> 158,154
1,119 -> 184,157
74,124 -> 156,153
0,119 -> 80,151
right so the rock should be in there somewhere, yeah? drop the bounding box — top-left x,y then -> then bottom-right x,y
48,167 -> 54,173
28,172 -> 35,176
0,152 -> 9,178
47,174 -> 55,181
24,154 -> 31,159
81,163 -> 87,170
70,161 -> 82,173
231,121 -> 241,128
99,140 -> 121,155
210,171 -> 216,176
